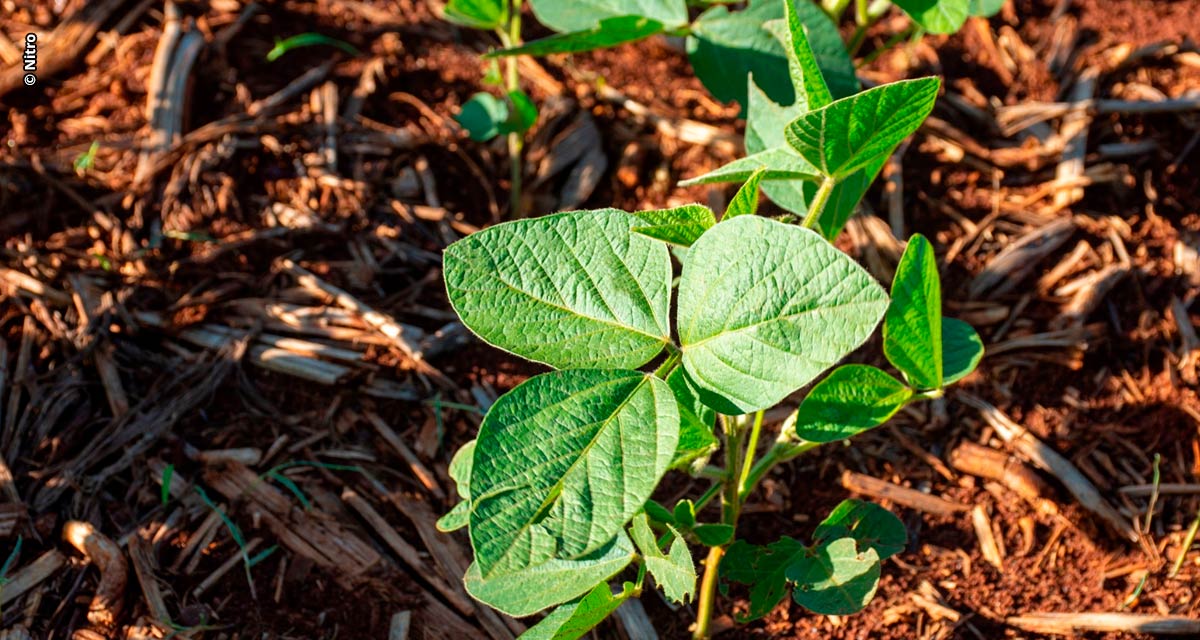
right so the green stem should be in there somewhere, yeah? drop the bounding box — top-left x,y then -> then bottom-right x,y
1170,509 -> 1200,578
855,0 -> 869,25
652,350 -> 681,379
800,176 -> 837,231
692,545 -> 724,639
498,0 -> 524,217
739,440 -> 819,503
736,411 -> 764,496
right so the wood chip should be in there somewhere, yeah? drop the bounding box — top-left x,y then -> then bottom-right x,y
1006,612 -> 1200,635
841,470 -> 969,517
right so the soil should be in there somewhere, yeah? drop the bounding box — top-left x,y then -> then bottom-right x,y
1,0 -> 1199,639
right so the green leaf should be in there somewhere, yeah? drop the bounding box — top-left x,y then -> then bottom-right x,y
724,169 -> 765,219
884,234 -> 942,389
266,33 -> 360,62
469,369 -> 679,577
969,0 -> 1005,16
792,365 -> 912,444
520,581 -> 635,640
507,89 -> 538,134
528,0 -> 687,32
941,317 -> 983,385
774,0 -> 833,108
678,148 -> 821,187
465,533 -> 635,616
444,0 -> 507,29
894,0 -> 970,34
629,204 -> 716,247
644,500 -> 676,525
456,92 -> 509,142
785,77 -> 940,180
672,500 -> 696,528
677,216 -> 889,414
693,523 -> 734,546
490,16 -> 665,57
631,514 -> 696,604
786,537 -> 881,615
437,500 -> 471,532
722,537 -> 807,621
813,499 -> 907,560
449,439 -> 475,499
666,368 -> 718,471
444,209 -> 672,369
782,0 -> 858,102
687,0 -> 794,108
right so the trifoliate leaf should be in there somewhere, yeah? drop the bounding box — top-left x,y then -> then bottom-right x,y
784,77 -> 941,180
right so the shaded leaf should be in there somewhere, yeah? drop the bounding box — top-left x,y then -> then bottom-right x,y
456,92 -> 509,142
791,365 -> 912,443
507,89 -> 538,134
644,500 -> 676,525
786,537 -> 881,615
694,524 -> 734,546
894,0 -> 970,34
969,0 -> 1006,16
449,439 -> 475,499
673,500 -> 696,528
490,16 -> 665,57
666,368 -> 718,471
941,317 -> 983,385
813,499 -> 907,560
722,537 -> 807,621
677,216 -> 888,414
629,204 -> 716,247
469,369 -> 679,577
687,0 -> 795,108
784,77 -> 941,180
884,234 -> 942,389
444,209 -> 671,369
444,0 -> 507,29
465,533 -> 635,616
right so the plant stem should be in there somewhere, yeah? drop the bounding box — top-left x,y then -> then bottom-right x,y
653,349 -> 681,379
693,545 -> 725,639
800,176 -> 837,231
498,0 -> 524,217
693,414 -> 743,639
739,440 -> 819,503
736,410 -> 764,495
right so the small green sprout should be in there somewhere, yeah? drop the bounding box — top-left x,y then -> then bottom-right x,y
266,33 -> 360,62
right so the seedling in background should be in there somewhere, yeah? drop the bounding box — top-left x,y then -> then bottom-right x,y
443,0 -> 536,217
436,12 -> 983,636
446,0 -> 993,221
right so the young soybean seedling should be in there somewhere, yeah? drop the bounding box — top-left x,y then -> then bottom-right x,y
436,4 -> 983,638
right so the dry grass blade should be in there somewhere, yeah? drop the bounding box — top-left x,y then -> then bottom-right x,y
1006,612 -> 1200,635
